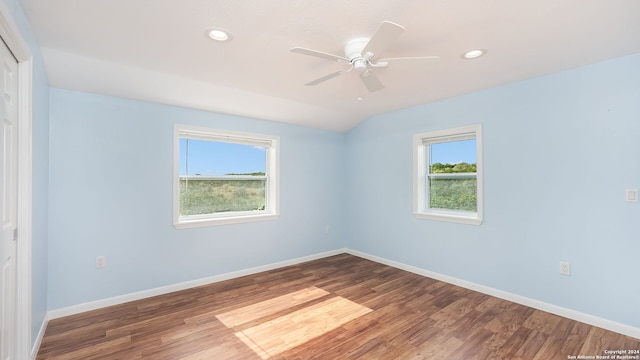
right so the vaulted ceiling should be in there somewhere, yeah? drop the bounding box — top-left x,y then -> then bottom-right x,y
18,0 -> 640,131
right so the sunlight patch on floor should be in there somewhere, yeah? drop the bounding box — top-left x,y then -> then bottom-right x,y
215,287 -> 372,359
215,287 -> 329,328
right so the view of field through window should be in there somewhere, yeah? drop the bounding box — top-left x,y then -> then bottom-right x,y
180,138 -> 267,216
428,139 -> 477,212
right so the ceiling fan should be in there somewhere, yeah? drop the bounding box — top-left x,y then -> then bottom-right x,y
290,21 -> 439,93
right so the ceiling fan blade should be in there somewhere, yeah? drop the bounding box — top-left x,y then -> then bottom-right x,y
290,47 -> 349,62
305,69 -> 349,86
360,71 -> 385,92
361,21 -> 405,58
372,56 -> 440,67
378,56 -> 440,62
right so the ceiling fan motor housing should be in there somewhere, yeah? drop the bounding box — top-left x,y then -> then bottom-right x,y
345,38 -> 371,72
344,38 -> 370,60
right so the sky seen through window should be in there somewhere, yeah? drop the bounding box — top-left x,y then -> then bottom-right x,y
180,139 -> 266,176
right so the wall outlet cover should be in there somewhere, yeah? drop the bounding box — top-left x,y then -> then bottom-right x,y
96,256 -> 106,269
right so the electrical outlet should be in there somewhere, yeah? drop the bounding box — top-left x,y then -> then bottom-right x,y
559,261 -> 571,276
96,256 -> 106,269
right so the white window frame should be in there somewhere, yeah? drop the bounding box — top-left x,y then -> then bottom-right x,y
413,124 -> 483,225
173,124 -> 279,228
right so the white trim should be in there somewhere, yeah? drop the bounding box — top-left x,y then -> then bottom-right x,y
413,124 -> 483,225
174,213 -> 280,229
173,124 -> 280,229
0,1 -> 31,62
47,248 -> 347,319
173,214 -> 279,229
414,211 -> 482,225
0,1 -> 34,359
31,314 -> 48,360
346,249 -> 640,340
16,59 -> 34,360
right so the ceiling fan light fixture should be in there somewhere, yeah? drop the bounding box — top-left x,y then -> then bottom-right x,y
462,49 -> 486,59
207,28 -> 231,42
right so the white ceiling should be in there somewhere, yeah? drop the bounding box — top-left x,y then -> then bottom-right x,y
18,0 -> 640,132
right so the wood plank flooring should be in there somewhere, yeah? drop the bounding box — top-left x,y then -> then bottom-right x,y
37,254 -> 640,359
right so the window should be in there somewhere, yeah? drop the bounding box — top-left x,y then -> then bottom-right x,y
413,124 -> 482,225
173,125 -> 279,228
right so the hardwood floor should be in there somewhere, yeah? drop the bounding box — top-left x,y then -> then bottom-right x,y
37,254 -> 640,359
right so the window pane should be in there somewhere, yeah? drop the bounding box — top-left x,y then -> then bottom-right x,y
429,139 -> 476,174
180,178 -> 266,215
180,138 -> 267,216
429,177 -> 477,212
428,138 -> 477,212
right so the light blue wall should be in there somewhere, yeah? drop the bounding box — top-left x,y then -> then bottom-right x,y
47,89 -> 347,309
346,53 -> 640,328
4,0 -> 50,346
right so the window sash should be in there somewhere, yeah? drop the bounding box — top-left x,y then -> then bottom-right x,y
425,144 -> 478,213
179,175 -> 267,181
426,172 -> 476,179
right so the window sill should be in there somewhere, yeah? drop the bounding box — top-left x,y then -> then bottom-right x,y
414,212 -> 482,225
174,213 -> 279,229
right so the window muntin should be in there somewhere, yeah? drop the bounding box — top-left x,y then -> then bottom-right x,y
414,125 -> 482,225
174,125 -> 279,228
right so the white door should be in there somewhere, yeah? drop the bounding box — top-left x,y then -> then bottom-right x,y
0,37 -> 18,360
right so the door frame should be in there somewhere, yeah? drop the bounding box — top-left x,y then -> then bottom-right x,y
0,1 -> 33,359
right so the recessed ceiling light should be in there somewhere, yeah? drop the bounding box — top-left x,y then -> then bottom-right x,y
207,28 -> 231,42
462,49 -> 486,59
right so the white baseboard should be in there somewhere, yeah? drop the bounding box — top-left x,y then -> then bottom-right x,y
44,247 -> 640,341
346,249 -> 640,340
31,313 -> 49,360
47,248 -> 347,320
